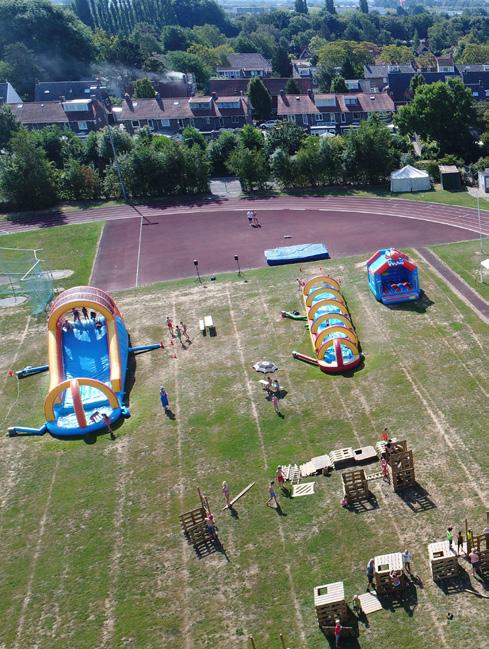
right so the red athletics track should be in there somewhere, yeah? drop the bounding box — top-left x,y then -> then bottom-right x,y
90,196 -> 487,290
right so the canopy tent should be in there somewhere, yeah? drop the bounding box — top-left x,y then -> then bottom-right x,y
390,165 -> 431,193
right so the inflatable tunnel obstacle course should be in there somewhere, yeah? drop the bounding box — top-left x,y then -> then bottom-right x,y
292,276 -> 362,374
9,286 -> 162,438
367,248 -> 420,304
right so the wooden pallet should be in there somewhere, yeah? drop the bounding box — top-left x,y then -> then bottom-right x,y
292,482 -> 315,497
353,445 -> 378,464
314,581 -> 347,626
428,540 -> 460,580
366,471 -> 383,481
311,453 -> 333,472
300,461 -> 316,477
342,469 -> 369,500
281,464 -> 301,484
330,447 -> 354,466
358,592 -> 383,615
179,507 -> 206,533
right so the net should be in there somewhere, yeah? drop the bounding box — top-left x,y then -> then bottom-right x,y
0,247 -> 54,315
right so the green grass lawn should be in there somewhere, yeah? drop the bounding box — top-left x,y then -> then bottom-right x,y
0,253 -> 487,649
430,239 -> 489,302
281,183 -> 489,210
0,222 -> 103,291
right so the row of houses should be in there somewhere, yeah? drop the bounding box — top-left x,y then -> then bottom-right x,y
0,85 -> 395,137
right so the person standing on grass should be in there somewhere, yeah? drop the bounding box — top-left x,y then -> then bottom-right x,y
457,531 -> 464,556
381,457 -> 389,482
222,481 -> 231,507
267,481 -> 278,508
334,619 -> 342,648
447,527 -> 454,552
166,316 -> 174,337
180,321 -> 191,342
159,386 -> 170,412
381,427 -> 389,441
175,325 -> 184,346
271,393 -> 281,414
366,559 -> 375,591
402,549 -> 412,575
276,466 -> 285,491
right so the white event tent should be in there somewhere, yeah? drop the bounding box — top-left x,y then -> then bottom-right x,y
390,165 -> 431,193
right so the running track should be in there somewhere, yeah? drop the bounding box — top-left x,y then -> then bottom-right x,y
1,196 -> 488,290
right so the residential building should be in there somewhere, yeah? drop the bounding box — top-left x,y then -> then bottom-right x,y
276,90 -> 394,132
125,73 -> 195,99
291,59 -> 319,86
34,80 -> 109,102
457,64 -> 489,100
0,81 -> 22,105
436,57 -> 456,74
208,77 -> 313,115
114,93 -> 252,134
363,64 -> 416,93
9,98 -> 108,135
216,53 -> 272,79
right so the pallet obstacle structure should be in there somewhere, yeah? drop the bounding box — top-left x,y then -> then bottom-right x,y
179,489 -> 217,551
385,440 -> 416,491
314,581 -> 348,627
428,541 -> 460,581
342,469 -> 371,502
374,552 -> 405,596
466,512 -> 489,577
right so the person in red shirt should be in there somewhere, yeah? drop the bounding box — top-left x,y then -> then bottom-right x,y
334,619 -> 341,647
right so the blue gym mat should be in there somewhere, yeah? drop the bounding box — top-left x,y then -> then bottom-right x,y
264,243 -> 330,266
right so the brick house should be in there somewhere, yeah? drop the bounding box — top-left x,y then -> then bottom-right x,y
114,93 -> 252,134
276,90 -> 395,132
216,53 -> 272,79
9,98 -> 108,135
34,80 -> 109,102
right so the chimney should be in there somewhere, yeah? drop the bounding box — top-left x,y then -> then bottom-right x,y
155,92 -> 163,108
124,93 -> 133,110
211,91 -> 218,101
240,90 -> 244,96
279,89 -> 285,97
60,96 -> 65,103
307,88 -> 314,102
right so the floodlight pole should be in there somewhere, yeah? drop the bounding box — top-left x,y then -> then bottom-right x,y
477,193 -> 484,283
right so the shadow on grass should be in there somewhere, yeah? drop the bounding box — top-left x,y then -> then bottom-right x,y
385,290 -> 434,314
347,493 -> 379,514
397,482 -> 436,513
321,607 -> 361,647
377,579 -> 418,617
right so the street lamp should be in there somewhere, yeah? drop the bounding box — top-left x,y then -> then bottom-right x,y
193,259 -> 202,284
234,254 -> 241,276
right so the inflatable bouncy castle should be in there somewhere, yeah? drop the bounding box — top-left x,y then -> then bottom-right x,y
294,276 -> 361,374
367,249 -> 420,304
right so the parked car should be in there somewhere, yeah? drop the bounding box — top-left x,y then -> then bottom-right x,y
260,120 -> 279,130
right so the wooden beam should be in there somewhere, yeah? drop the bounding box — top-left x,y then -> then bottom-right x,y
222,482 -> 255,510
279,633 -> 286,649
249,635 -> 257,649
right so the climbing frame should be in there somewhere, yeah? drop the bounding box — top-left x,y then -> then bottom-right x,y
386,440 -> 416,491
314,581 -> 348,627
428,541 -> 460,581
179,506 -> 212,546
342,469 -> 370,501
374,552 -> 404,595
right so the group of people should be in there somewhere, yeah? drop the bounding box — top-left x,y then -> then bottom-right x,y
262,376 -> 282,414
166,317 -> 191,346
447,526 -> 487,576
62,307 -> 104,333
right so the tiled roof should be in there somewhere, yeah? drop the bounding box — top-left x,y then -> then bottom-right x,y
364,64 -> 415,78
9,100 -> 100,124
218,53 -> 272,71
117,96 -> 250,120
34,80 -> 104,102
208,77 -> 313,96
277,93 -> 394,116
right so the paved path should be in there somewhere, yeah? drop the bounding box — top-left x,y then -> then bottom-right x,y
417,247 -> 489,324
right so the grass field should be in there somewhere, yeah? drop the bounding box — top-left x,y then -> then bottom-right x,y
0,248 -> 488,649
431,239 -> 489,302
0,222 -> 103,290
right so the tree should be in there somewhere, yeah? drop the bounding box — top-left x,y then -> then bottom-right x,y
395,78 -> 476,158
416,52 -> 437,71
325,0 -> 337,15
134,78 -> 156,99
247,78 -> 272,122
457,44 -> 489,65
319,135 -> 346,184
207,130 -> 239,175
272,44 -> 291,77
161,25 -> 192,52
31,127 -> 83,169
410,73 -> 425,95
3,43 -> 43,98
163,51 -> 211,90
330,75 -> 348,93
270,148 -> 295,187
343,116 -> 400,184
226,145 -> 270,192
0,104 -> 19,150
295,0 -> 308,15
265,121 -> 305,156
295,137 -> 322,186
378,45 -> 413,65
285,78 -> 301,95
359,0 -> 369,14
182,126 -> 206,150
239,124 -> 265,150
0,130 -> 58,209
59,160 -> 101,200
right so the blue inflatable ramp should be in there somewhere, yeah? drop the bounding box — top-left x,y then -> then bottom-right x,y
265,243 -> 330,266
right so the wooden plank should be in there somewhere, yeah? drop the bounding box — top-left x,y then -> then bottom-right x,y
204,315 -> 214,328
366,471 -> 383,481
314,582 -> 344,606
221,481 -> 255,510
311,454 -> 333,471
